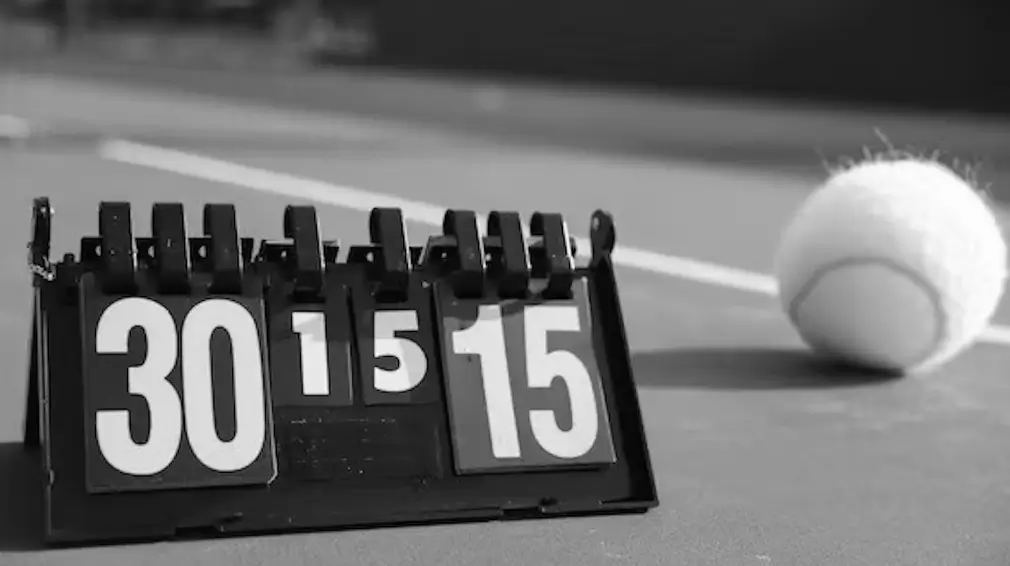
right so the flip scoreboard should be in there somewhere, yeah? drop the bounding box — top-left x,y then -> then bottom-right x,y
23,197 -> 657,545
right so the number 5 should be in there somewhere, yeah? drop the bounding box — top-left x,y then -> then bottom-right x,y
373,310 -> 428,393
525,306 -> 598,459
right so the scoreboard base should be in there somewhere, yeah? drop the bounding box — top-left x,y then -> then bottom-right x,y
37,486 -> 654,546
25,200 -> 658,546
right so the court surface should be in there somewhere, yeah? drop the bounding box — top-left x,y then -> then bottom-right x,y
4,62 -> 1010,565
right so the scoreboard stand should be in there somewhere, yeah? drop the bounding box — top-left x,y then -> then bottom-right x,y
23,197 -> 657,546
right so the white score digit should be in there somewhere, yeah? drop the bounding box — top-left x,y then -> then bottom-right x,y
291,312 -> 329,396
93,297 -> 267,477
182,300 -> 267,473
525,305 -> 598,459
451,305 -> 521,459
373,310 -> 428,393
95,298 -> 183,476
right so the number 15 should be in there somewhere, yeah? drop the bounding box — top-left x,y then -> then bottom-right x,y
441,295 -> 616,473
454,305 -> 598,459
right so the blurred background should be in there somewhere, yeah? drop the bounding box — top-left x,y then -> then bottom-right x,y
2,0 -> 1008,114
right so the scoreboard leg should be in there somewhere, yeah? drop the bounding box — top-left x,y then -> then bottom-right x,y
23,303 -> 41,450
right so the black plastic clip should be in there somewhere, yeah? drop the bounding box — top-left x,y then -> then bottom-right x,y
486,211 -> 529,299
151,203 -> 191,293
529,212 -> 575,299
202,204 -> 243,293
283,205 -> 325,296
347,207 -> 411,301
443,210 -> 486,299
589,209 -> 616,267
98,202 -> 137,294
27,197 -> 53,285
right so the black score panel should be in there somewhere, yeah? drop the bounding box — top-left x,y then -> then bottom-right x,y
261,206 -> 354,409
79,203 -> 277,494
79,288 -> 277,493
434,210 -> 616,474
348,208 -> 440,407
437,282 -> 617,473
24,197 -> 658,546
259,206 -> 441,485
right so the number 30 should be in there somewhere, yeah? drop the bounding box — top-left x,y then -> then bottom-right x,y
94,298 -> 267,476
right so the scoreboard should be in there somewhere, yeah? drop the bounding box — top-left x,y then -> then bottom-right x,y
23,198 -> 657,545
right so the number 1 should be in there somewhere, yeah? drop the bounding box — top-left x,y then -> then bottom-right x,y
292,312 -> 329,396
452,305 -> 521,459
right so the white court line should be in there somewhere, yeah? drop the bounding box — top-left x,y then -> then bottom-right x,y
97,138 -> 1010,346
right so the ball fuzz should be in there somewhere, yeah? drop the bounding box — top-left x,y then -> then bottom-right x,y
775,157 -> 1007,374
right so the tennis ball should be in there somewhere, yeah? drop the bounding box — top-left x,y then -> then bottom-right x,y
774,156 -> 1007,374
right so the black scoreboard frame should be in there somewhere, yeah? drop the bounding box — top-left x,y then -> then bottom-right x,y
23,197 -> 658,545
